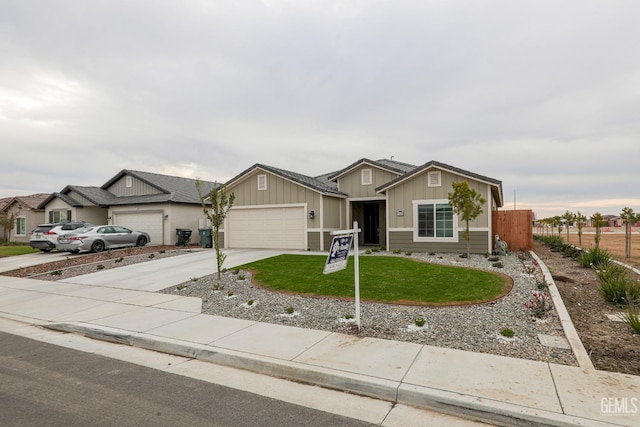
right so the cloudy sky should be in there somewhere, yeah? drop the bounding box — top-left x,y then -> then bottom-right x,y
1,0 -> 638,219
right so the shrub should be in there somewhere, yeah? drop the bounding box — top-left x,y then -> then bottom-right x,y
148,253 -> 155,259
50,270 -> 62,276
365,249 -> 372,255
96,264 -> 105,270
413,317 -> 426,327
500,328 -> 515,338
238,274 -> 246,281
247,299 -> 254,306
523,291 -> 553,318
286,306 -> 295,314
487,256 -> 500,262
492,262 -> 504,268
177,284 -> 188,291
159,249 -> 166,254
536,280 -> 550,291
620,309 -> 640,334
405,251 -> 412,256
344,314 -> 354,320
597,263 -> 640,307
459,253 -> 468,259
579,247 -> 611,269
114,257 -> 124,263
393,249 -> 402,254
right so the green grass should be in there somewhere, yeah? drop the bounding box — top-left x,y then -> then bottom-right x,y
238,255 -> 511,305
0,245 -> 39,257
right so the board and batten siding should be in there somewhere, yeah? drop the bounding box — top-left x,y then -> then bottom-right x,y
389,230 -> 488,253
230,169 -> 321,229
387,169 -> 491,230
107,175 -> 163,197
337,165 -> 400,198
68,191 -> 98,206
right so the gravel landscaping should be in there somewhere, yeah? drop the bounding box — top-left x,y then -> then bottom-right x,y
161,251 -> 578,366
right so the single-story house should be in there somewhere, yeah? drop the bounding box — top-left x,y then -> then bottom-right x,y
38,170 -> 218,245
0,193 -> 50,243
222,158 -> 503,254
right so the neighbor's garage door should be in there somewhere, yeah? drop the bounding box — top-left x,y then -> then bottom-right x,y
113,212 -> 163,245
227,206 -> 305,249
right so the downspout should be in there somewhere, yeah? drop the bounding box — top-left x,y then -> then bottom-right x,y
487,184 -> 493,253
319,195 -> 324,251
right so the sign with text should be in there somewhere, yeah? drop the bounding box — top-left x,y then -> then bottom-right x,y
323,235 -> 353,274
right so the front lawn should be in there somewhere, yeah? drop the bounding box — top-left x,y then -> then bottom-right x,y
0,245 -> 39,257
238,255 -> 511,305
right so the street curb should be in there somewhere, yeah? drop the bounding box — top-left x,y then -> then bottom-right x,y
530,251 -> 595,370
43,321 -> 613,427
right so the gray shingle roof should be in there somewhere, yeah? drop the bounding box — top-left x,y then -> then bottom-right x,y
375,160 -> 503,206
326,158 -> 418,181
102,170 -> 219,204
226,164 -> 346,196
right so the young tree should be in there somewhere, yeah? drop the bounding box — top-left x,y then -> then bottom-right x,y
574,212 -> 587,248
0,212 -> 15,242
561,210 -> 574,243
196,180 -> 236,280
591,212 -> 605,249
447,181 -> 486,259
620,207 -> 639,259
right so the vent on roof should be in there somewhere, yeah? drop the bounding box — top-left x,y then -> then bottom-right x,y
257,174 -> 267,191
427,171 -> 441,187
361,168 -> 372,186
126,176 -> 132,188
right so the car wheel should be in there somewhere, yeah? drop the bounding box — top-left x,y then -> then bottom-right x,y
91,240 -> 106,253
136,236 -> 148,247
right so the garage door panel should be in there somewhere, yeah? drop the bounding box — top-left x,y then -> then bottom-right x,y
228,207 -> 305,249
113,212 -> 163,245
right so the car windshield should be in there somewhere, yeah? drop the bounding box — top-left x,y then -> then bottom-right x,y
71,227 -> 94,234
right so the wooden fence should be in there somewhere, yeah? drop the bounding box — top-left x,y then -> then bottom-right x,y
492,210 -> 533,251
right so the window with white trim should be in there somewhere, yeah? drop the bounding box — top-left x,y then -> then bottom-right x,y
16,217 -> 26,236
257,174 -> 267,191
427,171 -> 441,187
413,200 -> 457,241
361,168 -> 372,185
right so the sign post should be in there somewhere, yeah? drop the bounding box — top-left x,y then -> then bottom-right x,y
324,221 -> 361,331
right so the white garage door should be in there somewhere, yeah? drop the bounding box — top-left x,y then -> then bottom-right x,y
227,206 -> 306,249
113,212 -> 163,245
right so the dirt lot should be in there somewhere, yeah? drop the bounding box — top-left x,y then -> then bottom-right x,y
533,238 -> 640,376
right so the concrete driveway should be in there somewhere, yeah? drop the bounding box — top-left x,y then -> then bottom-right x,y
0,251 -> 78,274
56,249 -> 286,292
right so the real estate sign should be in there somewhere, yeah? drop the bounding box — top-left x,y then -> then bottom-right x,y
323,235 -> 353,274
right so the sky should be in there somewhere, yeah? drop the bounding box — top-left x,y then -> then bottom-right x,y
1,0 -> 639,219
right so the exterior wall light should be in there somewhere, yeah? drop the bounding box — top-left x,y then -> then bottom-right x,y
309,210 -> 315,219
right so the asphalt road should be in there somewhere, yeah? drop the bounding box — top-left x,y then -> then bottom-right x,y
0,331 -> 374,427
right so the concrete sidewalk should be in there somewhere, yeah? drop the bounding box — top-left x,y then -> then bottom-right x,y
0,251 -> 638,426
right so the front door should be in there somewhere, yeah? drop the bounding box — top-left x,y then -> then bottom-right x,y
363,203 -> 380,245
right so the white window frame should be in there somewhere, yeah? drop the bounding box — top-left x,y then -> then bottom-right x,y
361,168 -> 372,185
126,176 -> 133,188
15,216 -> 26,236
427,171 -> 441,187
412,199 -> 458,242
257,174 -> 267,191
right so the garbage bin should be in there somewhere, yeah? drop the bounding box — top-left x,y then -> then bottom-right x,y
175,228 -> 192,246
198,228 -> 213,248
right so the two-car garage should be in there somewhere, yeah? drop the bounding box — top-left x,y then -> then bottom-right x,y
226,206 -> 306,250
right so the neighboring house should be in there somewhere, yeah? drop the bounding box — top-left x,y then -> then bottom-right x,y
38,170 -> 218,245
0,193 -> 50,243
223,159 -> 504,254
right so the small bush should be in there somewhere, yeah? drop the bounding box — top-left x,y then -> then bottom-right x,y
393,249 -> 402,254
114,257 -> 124,263
459,253 -> 468,259
536,280 -> 550,291
286,306 -> 295,314
233,268 -> 240,274
227,291 -> 234,297
177,284 -> 188,291
148,253 -> 155,259
379,245 -> 386,251
365,249 -> 372,255
492,262 -> 504,268
579,247 -> 611,269
247,299 -> 254,306
344,314 -> 354,320
96,264 -> 105,270
190,277 -> 199,282
428,252 -> 436,256
524,291 -> 553,318
238,274 -> 246,281
487,256 -> 500,262
212,283 -> 224,291
620,309 -> 640,334
159,249 -> 166,254
371,247 -> 380,253
413,317 -> 426,327
405,251 -> 412,256
50,270 -> 63,276
500,328 -> 515,338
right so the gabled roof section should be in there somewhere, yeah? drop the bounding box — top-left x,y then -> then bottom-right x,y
101,170 -> 218,204
0,193 -> 50,212
226,164 -> 346,197
38,186 -> 115,209
376,160 -> 504,207
326,158 -> 417,182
